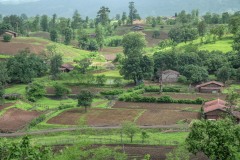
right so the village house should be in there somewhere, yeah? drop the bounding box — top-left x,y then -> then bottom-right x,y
131,25 -> 144,31
160,70 -> 180,83
195,81 -> 224,93
59,64 -> 74,72
2,30 -> 18,38
203,99 -> 240,123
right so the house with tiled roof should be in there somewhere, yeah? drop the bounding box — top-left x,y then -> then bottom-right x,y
196,81 -> 224,93
59,64 -> 74,72
203,99 -> 240,123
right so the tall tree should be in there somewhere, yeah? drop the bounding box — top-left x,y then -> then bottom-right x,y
95,24 -> 105,50
40,15 -> 48,31
63,27 -> 72,45
198,21 -> 207,37
0,62 -> 10,85
233,31 -> 240,52
77,90 -> 94,113
121,12 -> 127,25
186,119 -> 240,160
128,2 -> 140,25
32,15 -> 40,31
50,54 -> 63,80
120,32 -> 153,85
96,6 -> 110,26
50,30 -> 58,42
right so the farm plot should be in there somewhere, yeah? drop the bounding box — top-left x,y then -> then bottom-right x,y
143,93 -> 226,100
0,38 -> 47,55
0,108 -> 41,133
113,101 -> 201,110
137,110 -> 200,126
100,47 -> 123,61
47,108 -> 142,126
0,103 -> 14,111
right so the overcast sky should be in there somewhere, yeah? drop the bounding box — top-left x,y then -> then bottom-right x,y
0,0 -> 39,4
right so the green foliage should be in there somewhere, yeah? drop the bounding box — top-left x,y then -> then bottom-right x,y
63,27 -> 72,45
113,78 -> 123,87
210,25 -> 225,39
106,37 -> 122,47
96,6 -> 110,26
53,143 -> 127,160
75,58 -> 91,74
53,83 -> 71,98
88,39 -> 99,51
197,21 -> 207,36
96,75 -> 107,86
7,49 -> 47,83
40,15 -> 49,31
144,86 -> 180,93
95,24 -> 105,49
77,90 -> 94,112
50,54 -> 63,80
233,31 -> 240,52
28,115 -> 46,128
178,75 -> 188,84
216,65 -> 232,83
0,62 -> 10,85
141,131 -> 150,143
168,25 -> 198,43
26,82 -> 46,102
229,15 -> 240,34
0,136 -> 52,160
158,39 -> 175,49
58,104 -> 74,110
3,34 -> 12,42
166,145 -> 190,160
186,119 -> 240,159
128,2 -> 140,25
181,65 -> 209,84
236,68 -> 240,82
122,121 -> 140,143
100,89 -> 124,96
152,30 -> 160,39
50,30 -> 58,42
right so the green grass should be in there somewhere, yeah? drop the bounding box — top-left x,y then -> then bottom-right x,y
5,84 -> 27,95
24,130 -> 188,146
93,70 -> 122,78
34,97 -> 77,111
0,54 -> 11,59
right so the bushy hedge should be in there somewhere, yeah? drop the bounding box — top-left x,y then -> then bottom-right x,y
28,115 -> 46,128
119,95 -> 205,105
58,104 -> 74,110
144,86 -> 180,93
100,90 -> 124,96
106,38 -> 122,47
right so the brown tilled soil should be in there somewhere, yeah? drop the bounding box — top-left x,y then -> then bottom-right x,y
143,31 -> 169,47
100,47 -> 123,61
113,101 -> 201,110
0,38 -> 48,55
137,110 -> 200,126
0,103 -> 14,111
47,108 -> 141,126
143,93 -> 227,100
0,108 -> 41,133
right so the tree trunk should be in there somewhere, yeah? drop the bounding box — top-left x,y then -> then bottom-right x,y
130,136 -> 133,143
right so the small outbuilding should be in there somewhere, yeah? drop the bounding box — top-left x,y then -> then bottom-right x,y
160,70 -> 180,83
131,25 -> 144,31
203,99 -> 229,120
59,64 -> 74,72
3,30 -> 18,38
195,81 -> 224,93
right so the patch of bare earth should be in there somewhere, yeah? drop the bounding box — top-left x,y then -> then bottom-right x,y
113,101 -> 201,110
100,47 -> 123,61
137,110 -> 200,126
0,38 -> 48,55
143,93 -> 226,100
0,103 -> 14,111
47,108 -> 141,126
0,108 -> 41,133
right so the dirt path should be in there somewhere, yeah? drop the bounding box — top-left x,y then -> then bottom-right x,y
0,124 -> 188,138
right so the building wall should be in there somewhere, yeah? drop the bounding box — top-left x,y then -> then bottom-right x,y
162,73 -> 179,83
205,110 -> 227,120
199,88 -> 221,93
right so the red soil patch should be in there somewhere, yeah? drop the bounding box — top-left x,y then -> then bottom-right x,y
113,101 -> 201,110
0,38 -> 48,55
0,108 -> 41,133
143,93 -> 227,100
48,108 -> 141,126
0,103 -> 14,111
137,110 -> 200,126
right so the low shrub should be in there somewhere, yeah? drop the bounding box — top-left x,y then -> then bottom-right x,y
144,86 -> 180,92
28,115 -> 46,128
106,38 -> 122,47
58,104 -> 74,110
101,90 -> 124,96
3,34 -> 12,42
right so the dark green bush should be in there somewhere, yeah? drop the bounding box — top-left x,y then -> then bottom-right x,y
101,90 -> 124,96
106,38 -> 122,47
28,115 -> 46,128
144,86 -> 180,92
3,34 -> 12,42
58,104 -> 74,110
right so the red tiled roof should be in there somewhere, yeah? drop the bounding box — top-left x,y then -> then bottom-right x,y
162,70 -> 180,75
196,81 -> 224,88
61,64 -> 74,70
204,99 -> 228,113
